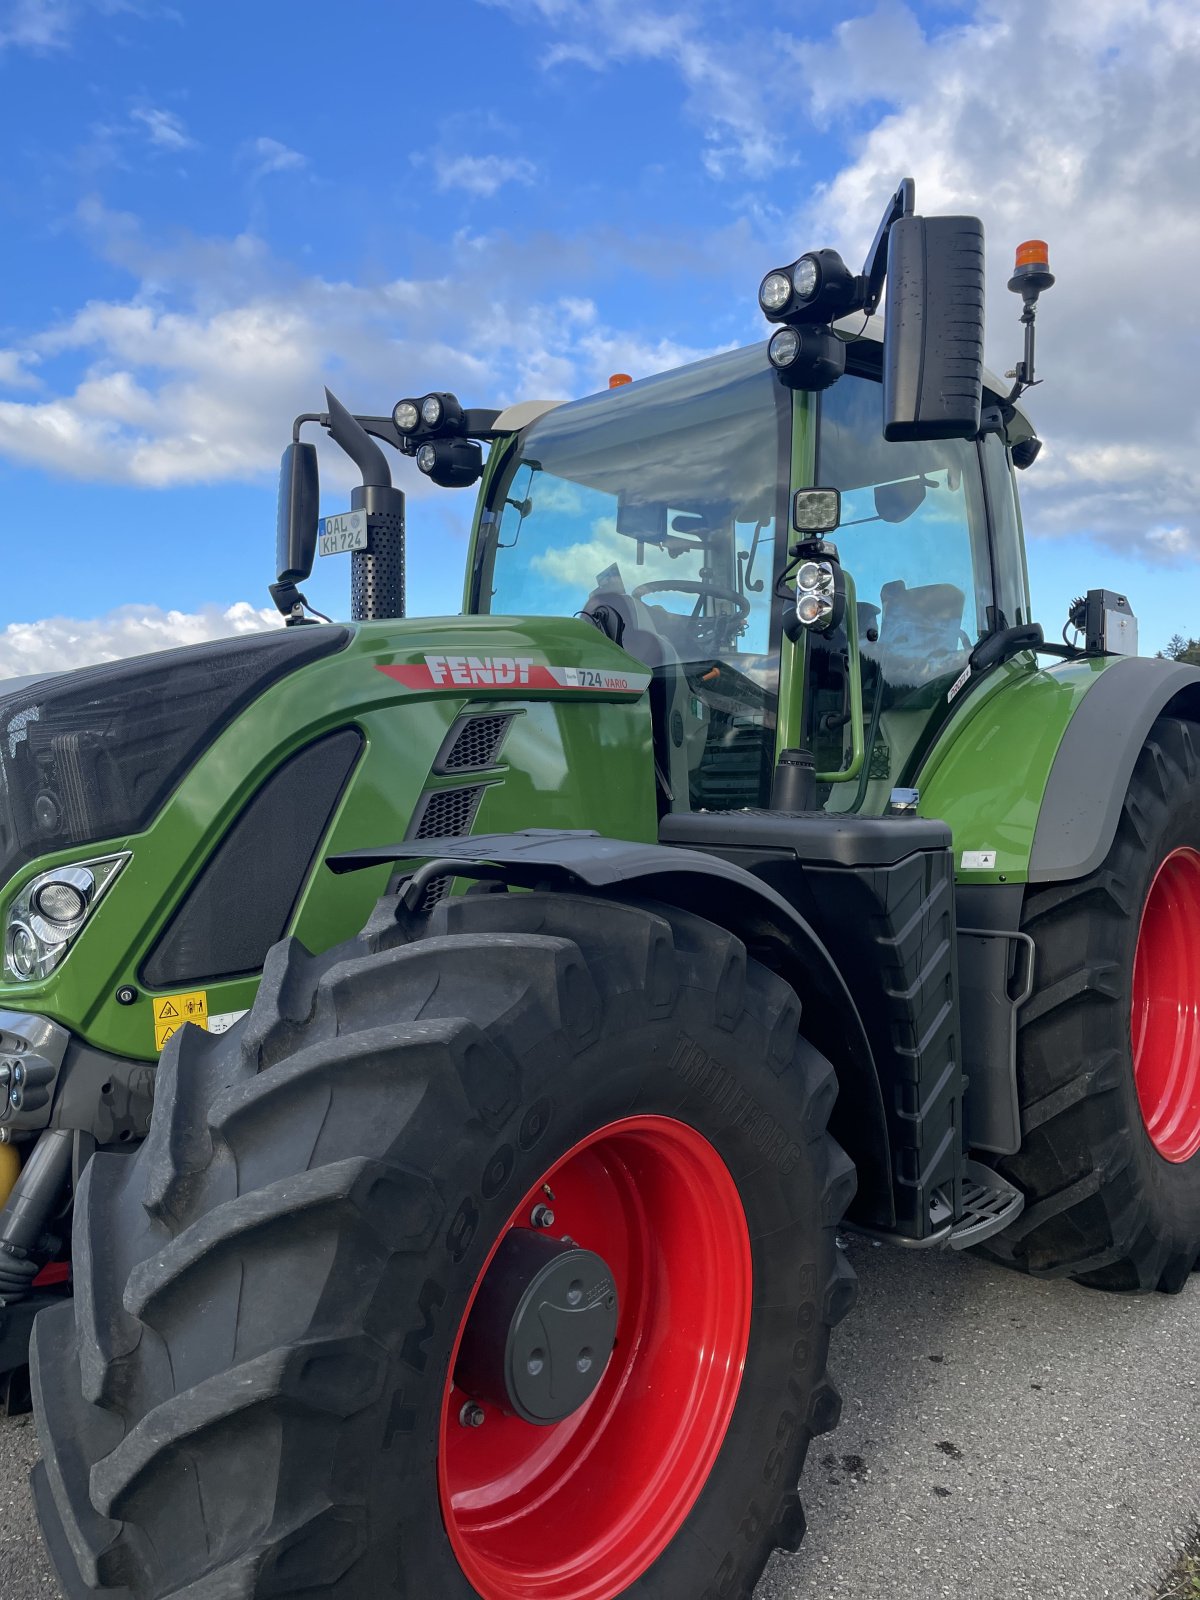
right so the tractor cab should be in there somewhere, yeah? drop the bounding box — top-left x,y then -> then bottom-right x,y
473,345 -> 786,814
468,322 -> 1036,821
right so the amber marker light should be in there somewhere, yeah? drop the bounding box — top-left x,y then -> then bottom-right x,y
608,373 -> 633,388
1008,238 -> 1055,297
1014,239 -> 1049,270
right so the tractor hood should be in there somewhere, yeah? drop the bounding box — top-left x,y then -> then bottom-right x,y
0,626 -> 349,895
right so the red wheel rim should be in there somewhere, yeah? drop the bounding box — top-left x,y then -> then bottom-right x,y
1132,846 -> 1200,1163
438,1115 -> 753,1600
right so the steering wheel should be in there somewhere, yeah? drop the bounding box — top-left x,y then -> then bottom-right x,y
631,578 -> 751,622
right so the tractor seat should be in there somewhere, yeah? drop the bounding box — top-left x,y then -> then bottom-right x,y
866,579 -> 970,702
581,589 -> 679,670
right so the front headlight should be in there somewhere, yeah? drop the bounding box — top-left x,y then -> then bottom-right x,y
3,854 -> 127,983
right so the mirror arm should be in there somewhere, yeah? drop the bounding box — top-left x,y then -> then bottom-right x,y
291,412 -> 323,443
324,388 -> 392,488
354,414 -> 409,453
860,176 -> 916,313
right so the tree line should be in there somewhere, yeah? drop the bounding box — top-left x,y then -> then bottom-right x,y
1159,634 -> 1200,665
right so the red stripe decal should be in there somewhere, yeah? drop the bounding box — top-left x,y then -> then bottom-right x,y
376,655 -> 649,695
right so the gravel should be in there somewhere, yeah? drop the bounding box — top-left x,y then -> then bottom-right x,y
2,1236 -> 1197,1598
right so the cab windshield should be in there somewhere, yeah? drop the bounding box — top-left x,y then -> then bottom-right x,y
474,346 -> 788,810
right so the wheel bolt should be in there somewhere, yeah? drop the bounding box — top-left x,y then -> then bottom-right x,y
459,1402 -> 486,1429
530,1204 -> 555,1229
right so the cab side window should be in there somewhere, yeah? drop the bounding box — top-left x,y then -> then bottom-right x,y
982,432 -> 1031,627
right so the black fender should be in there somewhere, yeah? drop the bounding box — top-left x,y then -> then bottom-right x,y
1030,657 -> 1200,882
329,829 -> 895,1228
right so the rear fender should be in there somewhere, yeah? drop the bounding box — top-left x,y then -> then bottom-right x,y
918,655 -> 1200,885
1029,657 -> 1200,882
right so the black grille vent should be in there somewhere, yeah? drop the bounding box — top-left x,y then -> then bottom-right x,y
436,713 -> 516,774
410,784 -> 486,840
418,875 -> 454,911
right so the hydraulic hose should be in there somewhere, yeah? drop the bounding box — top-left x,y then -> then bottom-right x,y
0,1128 -> 73,1300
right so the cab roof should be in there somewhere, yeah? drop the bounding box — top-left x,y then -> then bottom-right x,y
492,317 -> 1034,445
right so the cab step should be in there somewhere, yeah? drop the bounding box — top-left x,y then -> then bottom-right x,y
948,1159 -> 1025,1250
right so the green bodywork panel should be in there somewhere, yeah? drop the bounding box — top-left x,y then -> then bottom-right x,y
917,652 -> 1114,883
0,615 -> 656,1060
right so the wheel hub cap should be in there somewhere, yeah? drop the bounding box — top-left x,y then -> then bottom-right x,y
455,1230 -> 619,1425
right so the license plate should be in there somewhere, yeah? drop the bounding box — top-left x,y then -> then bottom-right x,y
318,509 -> 368,556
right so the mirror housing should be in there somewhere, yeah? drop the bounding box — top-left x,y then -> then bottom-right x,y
275,441 -> 320,584
883,214 -> 984,442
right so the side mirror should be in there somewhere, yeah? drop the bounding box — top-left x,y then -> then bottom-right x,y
883,214 -> 984,442
275,441 -> 320,583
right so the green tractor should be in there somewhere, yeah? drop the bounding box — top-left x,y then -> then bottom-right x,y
3,180 -> 1198,1599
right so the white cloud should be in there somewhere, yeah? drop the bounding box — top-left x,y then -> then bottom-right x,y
483,0 -> 1200,563
788,0 -> 1200,562
5,0 -> 1196,576
242,136 -> 306,180
0,349 -> 41,390
0,206 -> 725,491
481,0 -> 790,179
433,152 -> 537,197
0,0 -> 73,51
531,512 -> 630,590
130,105 -> 195,151
0,602 -> 279,678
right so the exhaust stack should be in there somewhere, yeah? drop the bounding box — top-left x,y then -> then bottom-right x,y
324,389 -> 407,621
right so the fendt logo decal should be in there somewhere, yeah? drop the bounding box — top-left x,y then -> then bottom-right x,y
377,654 -> 651,695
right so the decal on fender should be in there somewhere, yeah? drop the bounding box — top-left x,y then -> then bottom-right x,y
377,654 -> 651,695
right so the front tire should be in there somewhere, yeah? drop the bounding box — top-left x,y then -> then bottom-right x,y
32,891 -> 856,1599
987,715 -> 1200,1291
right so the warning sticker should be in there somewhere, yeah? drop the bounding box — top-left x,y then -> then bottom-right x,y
153,990 -> 209,1051
207,1008 -> 249,1035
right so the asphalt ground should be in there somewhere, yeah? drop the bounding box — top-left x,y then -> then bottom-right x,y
1,1235 -> 1197,1600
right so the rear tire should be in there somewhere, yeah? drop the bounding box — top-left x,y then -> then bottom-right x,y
32,891 -> 856,1598
986,715 -> 1200,1291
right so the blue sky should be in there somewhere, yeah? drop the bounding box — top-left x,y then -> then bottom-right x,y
1,0 -> 1197,670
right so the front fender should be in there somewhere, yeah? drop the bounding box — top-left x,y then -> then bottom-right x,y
330,828 -> 895,1228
